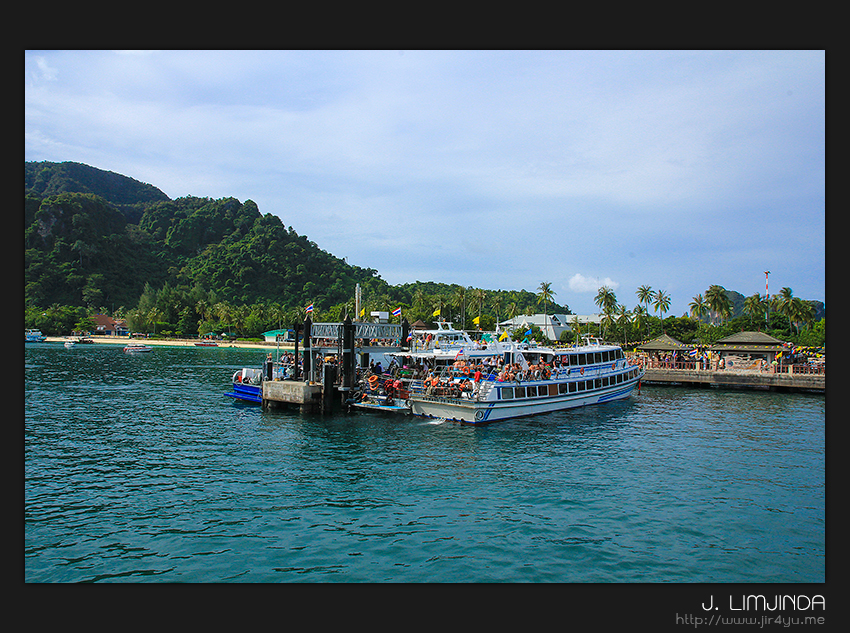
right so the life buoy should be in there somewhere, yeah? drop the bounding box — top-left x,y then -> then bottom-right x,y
463,366 -> 470,376
543,368 -> 551,379
612,362 -> 616,371
580,367 -> 584,375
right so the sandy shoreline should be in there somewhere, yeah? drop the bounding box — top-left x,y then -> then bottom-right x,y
44,336 -> 293,351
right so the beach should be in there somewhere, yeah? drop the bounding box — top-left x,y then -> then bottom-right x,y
45,335 -> 291,351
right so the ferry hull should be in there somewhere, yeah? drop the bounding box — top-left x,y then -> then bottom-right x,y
409,377 -> 641,424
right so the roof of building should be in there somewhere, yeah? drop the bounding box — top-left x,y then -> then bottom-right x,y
637,333 -> 689,351
710,331 -> 785,352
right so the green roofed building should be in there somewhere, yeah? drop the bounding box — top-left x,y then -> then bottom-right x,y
262,329 -> 295,343
709,331 -> 786,368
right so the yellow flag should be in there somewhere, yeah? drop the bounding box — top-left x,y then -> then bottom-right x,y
432,308 -> 441,317
499,331 -> 509,341
359,307 -> 365,317
473,316 -> 480,324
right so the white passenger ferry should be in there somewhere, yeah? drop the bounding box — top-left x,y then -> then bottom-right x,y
402,331 -> 644,424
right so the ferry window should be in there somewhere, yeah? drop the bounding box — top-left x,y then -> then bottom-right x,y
559,382 -> 568,394
601,351 -> 609,363
578,353 -> 587,365
594,353 -> 602,364
577,381 -> 585,391
501,387 -> 514,400
548,384 -> 558,396
595,379 -> 602,389
569,382 -> 577,393
515,386 -> 526,398
615,349 -> 623,359
616,374 -> 622,383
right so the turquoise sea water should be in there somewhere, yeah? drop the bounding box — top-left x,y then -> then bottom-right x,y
24,343 -> 825,583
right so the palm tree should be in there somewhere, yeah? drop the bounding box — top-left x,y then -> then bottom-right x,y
653,290 -> 671,329
472,288 -> 487,326
489,293 -> 503,328
636,285 -> 654,321
632,305 -> 647,341
777,287 -> 795,331
147,307 -> 164,334
786,296 -> 815,335
432,296 -> 448,322
689,294 -> 708,323
412,287 -> 427,314
616,304 -> 632,345
537,281 -> 555,317
569,315 -> 580,339
743,293 -> 767,327
594,286 -> 617,314
195,299 -> 210,324
537,281 -> 555,339
594,286 -> 617,338
705,285 -> 730,326
452,285 -> 468,328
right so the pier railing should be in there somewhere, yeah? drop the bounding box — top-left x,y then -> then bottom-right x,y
642,359 -> 824,375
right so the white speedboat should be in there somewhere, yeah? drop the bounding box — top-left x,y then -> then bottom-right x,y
123,343 -> 153,353
405,334 -> 644,424
25,329 -> 46,342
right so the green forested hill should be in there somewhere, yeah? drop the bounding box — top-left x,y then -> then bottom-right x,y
24,161 -> 387,313
25,161 -> 170,224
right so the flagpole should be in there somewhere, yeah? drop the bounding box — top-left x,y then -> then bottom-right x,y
764,271 -> 770,326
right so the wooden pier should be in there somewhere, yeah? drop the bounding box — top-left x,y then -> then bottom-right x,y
642,367 -> 824,393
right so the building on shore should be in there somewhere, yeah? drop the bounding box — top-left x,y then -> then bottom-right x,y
498,313 -> 603,341
709,331 -> 785,369
262,329 -> 295,343
90,314 -> 128,336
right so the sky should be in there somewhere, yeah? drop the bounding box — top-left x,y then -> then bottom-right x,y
24,50 -> 825,316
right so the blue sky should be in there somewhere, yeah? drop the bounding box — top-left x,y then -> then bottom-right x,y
25,50 -> 825,316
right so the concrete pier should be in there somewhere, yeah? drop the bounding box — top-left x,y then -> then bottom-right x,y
642,368 -> 824,393
262,379 -> 324,410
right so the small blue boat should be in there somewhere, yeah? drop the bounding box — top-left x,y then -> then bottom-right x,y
225,368 -> 264,404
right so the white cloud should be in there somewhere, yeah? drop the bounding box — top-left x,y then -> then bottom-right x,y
35,56 -> 58,81
568,274 -> 620,294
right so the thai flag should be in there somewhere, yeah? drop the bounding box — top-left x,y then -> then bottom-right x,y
392,307 -> 402,316
306,303 -> 313,313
